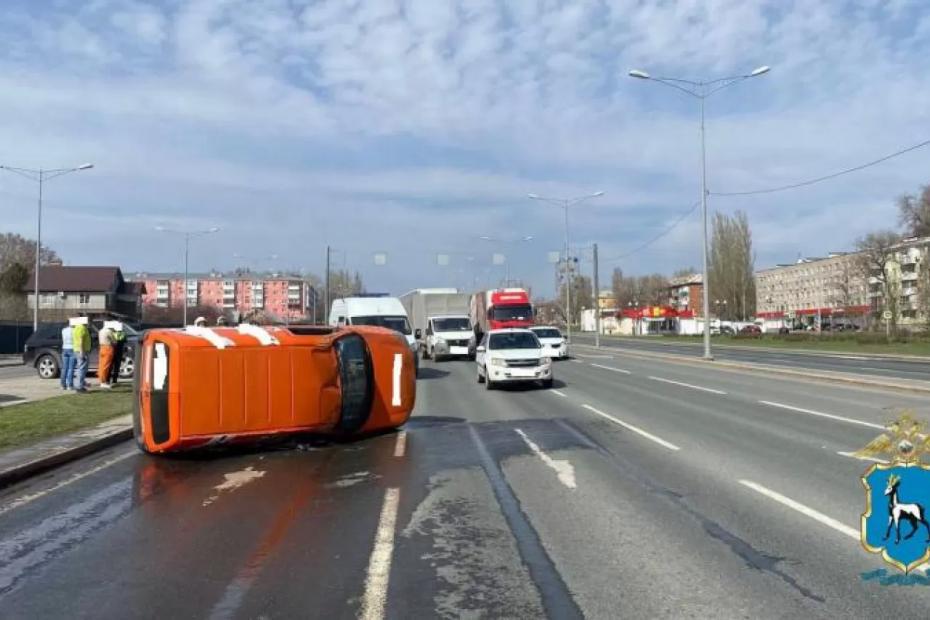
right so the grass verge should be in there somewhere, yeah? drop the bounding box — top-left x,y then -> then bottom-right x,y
0,385 -> 132,452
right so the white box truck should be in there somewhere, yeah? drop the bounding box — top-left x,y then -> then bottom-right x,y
400,289 -> 473,361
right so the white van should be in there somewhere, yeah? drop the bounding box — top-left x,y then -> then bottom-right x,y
329,297 -> 419,372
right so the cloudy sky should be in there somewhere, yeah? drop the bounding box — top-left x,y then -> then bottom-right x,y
1,0 -> 929,297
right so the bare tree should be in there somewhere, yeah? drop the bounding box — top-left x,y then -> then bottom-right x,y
0,233 -> 60,273
855,231 -> 902,333
897,185 -> 930,238
708,211 -> 756,320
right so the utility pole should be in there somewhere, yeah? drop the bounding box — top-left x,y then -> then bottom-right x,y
324,245 -> 331,323
593,243 -> 600,347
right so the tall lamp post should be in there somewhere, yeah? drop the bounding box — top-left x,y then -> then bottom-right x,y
478,235 -> 533,286
0,163 -> 94,330
528,191 -> 604,344
629,65 -> 769,360
155,226 -> 220,326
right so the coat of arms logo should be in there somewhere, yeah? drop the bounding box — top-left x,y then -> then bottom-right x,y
858,413 -> 930,573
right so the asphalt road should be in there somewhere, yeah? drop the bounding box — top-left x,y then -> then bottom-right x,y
2,351 -> 930,618
572,333 -> 930,383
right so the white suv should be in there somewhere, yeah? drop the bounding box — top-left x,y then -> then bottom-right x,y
529,326 -> 568,359
475,329 -> 553,389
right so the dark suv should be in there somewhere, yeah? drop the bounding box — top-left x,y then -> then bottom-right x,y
23,322 -> 139,380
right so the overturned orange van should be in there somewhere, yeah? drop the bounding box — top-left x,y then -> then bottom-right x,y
132,324 -> 415,453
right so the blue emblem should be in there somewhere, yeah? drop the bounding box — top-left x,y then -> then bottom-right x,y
858,414 -> 930,574
862,464 -> 930,573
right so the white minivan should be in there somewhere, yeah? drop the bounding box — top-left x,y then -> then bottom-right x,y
329,297 -> 419,372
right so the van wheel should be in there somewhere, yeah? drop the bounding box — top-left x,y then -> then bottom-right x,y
541,378 -> 553,389
485,371 -> 494,390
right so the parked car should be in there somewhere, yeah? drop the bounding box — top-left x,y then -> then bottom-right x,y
739,325 -> 762,336
529,326 -> 568,359
23,321 -> 139,380
475,328 -> 553,389
720,325 -> 736,335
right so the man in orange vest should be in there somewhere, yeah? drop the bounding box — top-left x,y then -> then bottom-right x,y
97,321 -> 116,389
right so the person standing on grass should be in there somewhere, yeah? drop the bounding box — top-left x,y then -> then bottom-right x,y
108,322 -> 126,386
97,322 -> 115,389
71,316 -> 91,392
60,319 -> 76,391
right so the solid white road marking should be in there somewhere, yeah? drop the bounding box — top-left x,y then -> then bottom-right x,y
570,359 -> 584,364
581,404 -> 681,451
360,487 -> 401,620
648,375 -> 727,395
837,451 -> 887,464
738,479 -> 859,540
550,389 -> 568,398
391,353 -> 402,406
758,400 -> 884,430
590,363 -> 631,375
0,450 -> 134,516
574,353 -> 613,359
515,428 -> 577,489
393,431 -> 407,457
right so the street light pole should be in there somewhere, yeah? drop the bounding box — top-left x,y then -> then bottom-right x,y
155,226 -> 220,326
629,65 -> 769,360
0,163 -> 94,330
528,191 -> 604,345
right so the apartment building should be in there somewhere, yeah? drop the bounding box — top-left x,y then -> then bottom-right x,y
755,252 -> 867,324
666,273 -> 704,316
129,272 -> 319,322
755,236 -> 930,328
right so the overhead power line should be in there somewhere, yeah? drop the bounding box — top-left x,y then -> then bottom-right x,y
602,201 -> 700,264
711,137 -> 930,197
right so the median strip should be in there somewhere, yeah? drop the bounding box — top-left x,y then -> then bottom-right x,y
739,479 -> 859,540
647,376 -> 727,395
581,404 -> 680,451
758,400 -> 884,430
590,363 -> 631,375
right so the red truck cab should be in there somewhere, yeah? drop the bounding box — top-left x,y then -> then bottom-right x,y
471,288 -> 534,341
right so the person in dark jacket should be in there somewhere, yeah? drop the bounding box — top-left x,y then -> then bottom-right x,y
107,321 -> 127,386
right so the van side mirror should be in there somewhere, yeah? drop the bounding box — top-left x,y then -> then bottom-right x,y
415,328 -> 422,340
476,345 -> 485,353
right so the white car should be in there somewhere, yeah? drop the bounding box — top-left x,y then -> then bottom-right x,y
475,329 -> 553,389
529,326 -> 568,359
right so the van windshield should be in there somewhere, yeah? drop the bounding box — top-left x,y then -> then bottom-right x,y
351,315 -> 412,335
432,318 -> 471,332
489,304 -> 532,321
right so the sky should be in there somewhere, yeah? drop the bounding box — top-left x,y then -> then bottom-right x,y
1,0 -> 929,298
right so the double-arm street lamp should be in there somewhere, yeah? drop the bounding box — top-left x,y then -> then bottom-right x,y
528,192 -> 604,343
155,226 -> 220,326
0,163 -> 94,330
629,65 -> 769,360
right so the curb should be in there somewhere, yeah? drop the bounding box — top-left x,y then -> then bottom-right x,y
571,343 -> 930,395
0,428 -> 133,490
576,336 -> 930,364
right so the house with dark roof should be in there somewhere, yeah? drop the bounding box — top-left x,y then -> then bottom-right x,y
23,266 -> 146,322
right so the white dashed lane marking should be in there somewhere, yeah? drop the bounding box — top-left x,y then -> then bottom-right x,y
581,405 -> 681,452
